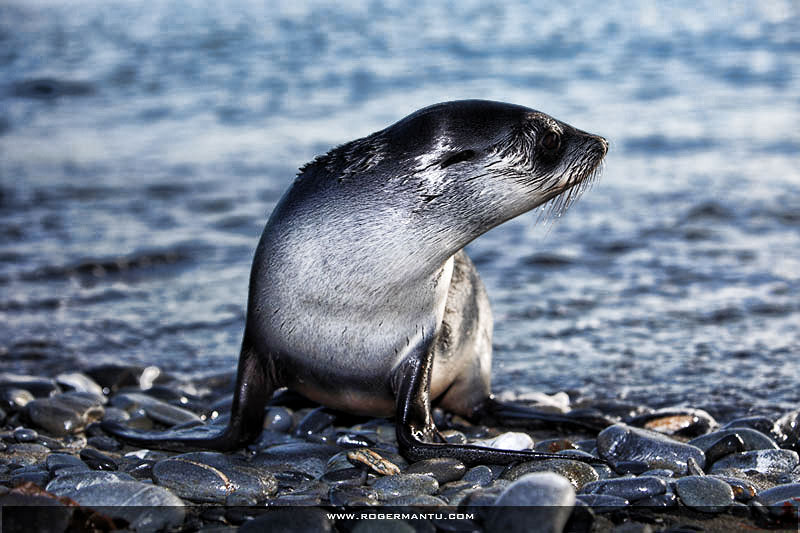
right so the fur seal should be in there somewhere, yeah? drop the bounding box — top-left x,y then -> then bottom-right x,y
104,100 -> 609,464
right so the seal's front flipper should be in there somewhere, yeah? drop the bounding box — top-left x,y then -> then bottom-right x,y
102,334 -> 275,452
392,351 -> 607,466
475,397 -> 614,433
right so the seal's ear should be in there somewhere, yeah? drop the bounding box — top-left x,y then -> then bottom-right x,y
440,150 -> 475,169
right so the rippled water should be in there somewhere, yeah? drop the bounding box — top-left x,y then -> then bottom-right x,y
1,1 -> 798,420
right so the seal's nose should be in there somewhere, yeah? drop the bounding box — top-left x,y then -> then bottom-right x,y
597,136 -> 608,156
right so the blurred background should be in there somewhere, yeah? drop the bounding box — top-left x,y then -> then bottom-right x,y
1,0 -> 798,420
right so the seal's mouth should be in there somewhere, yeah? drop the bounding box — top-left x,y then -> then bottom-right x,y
538,136 -> 607,221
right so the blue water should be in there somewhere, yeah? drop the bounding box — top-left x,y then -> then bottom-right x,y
1,1 -> 799,420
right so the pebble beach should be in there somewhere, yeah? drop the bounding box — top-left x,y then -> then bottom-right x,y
2,366 -> 799,531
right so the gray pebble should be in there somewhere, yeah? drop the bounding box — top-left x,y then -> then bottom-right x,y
674,475 -> 734,513
69,481 -> 185,533
405,458 -> 466,484
320,467 -> 367,487
371,473 -> 439,499
55,372 -> 104,396
5,443 -> 50,466
253,442 -> 341,479
293,407 -> 337,438
688,428 -> 778,453
487,473 -> 575,533
502,458 -> 599,491
329,484 -> 380,506
0,374 -> 60,398
0,388 -> 34,412
45,452 -> 87,473
581,476 -> 668,502
13,428 -> 38,443
721,416 -> 775,435
46,470 -> 136,498
336,432 -> 377,448
756,483 -> 800,506
704,434 -> 746,465
463,465 -> 493,486
710,449 -> 799,476
112,392 -> 200,426
11,468 -> 51,486
25,394 -> 104,436
597,424 -> 705,474
153,451 -> 277,504
86,435 -> 122,451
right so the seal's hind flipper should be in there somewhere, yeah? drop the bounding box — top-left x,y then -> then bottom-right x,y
102,332 -> 275,452
476,397 -> 614,434
392,349 -> 608,466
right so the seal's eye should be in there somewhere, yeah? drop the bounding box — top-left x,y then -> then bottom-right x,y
540,131 -> 561,152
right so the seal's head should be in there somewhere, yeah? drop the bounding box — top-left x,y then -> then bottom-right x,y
287,99 -> 606,270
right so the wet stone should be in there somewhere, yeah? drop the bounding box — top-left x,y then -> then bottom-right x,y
153,451 -> 278,504
487,472 -> 576,533
502,458 -> 599,491
25,392 -> 105,436
293,406 -> 337,438
581,476 -> 668,502
756,483 -> 800,506
11,467 -> 51,486
320,467 -> 367,487
721,416 -> 776,436
463,465 -> 494,486
704,433 -> 746,465
13,428 -> 38,443
437,479 -> 482,500
55,372 -> 104,396
440,429 -> 468,444
253,442 -> 341,479
239,508 -> 332,533
709,449 -> 799,476
80,448 -> 118,470
688,428 -> 778,454
405,458 -> 466,484
612,461 -> 650,475
262,406 -> 292,432
0,374 -> 60,398
597,424 -> 705,474
674,475 -> 734,513
329,484 -> 380,506
576,493 -> 630,511
0,388 -> 35,412
86,435 -> 122,451
336,432 -> 377,448
45,452 -> 87,473
69,480 -> 185,532
627,407 -> 717,438
112,392 -> 201,426
5,443 -> 50,466
370,473 -> 439,499
45,470 -> 136,498
472,431 -> 533,450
